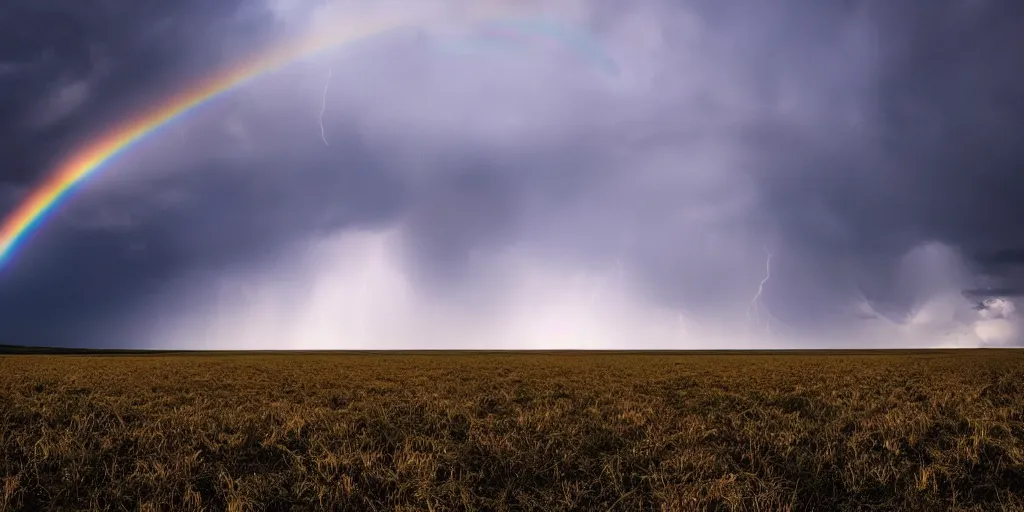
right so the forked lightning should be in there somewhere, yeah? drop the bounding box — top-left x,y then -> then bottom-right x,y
748,247 -> 773,333
320,66 -> 333,146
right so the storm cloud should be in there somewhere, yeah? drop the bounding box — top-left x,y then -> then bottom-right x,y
2,0 -> 1023,349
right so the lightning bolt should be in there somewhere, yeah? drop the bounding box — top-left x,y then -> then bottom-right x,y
747,247 -> 773,333
319,66 -> 332,147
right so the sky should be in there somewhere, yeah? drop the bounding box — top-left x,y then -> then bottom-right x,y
1,0 -> 1024,350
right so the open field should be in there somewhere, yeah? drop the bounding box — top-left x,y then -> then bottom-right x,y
2,350 -> 1024,511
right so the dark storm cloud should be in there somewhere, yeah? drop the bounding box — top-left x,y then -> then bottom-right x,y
872,1 -> 1024,248
741,0 -> 1024,322
0,0 -> 292,345
2,0 -> 1024,348
0,0 -> 276,186
0,128 -> 413,346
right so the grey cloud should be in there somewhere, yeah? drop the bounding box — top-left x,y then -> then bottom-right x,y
3,0 -> 1024,348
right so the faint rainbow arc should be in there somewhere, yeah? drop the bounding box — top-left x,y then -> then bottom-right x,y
0,9 -> 614,269
0,16 -> 425,268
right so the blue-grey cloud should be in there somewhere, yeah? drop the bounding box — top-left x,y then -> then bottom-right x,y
2,0 -> 1024,348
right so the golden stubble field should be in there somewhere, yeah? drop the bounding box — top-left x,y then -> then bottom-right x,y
1,350 -> 1023,511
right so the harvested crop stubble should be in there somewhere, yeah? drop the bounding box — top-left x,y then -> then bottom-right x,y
1,350 -> 1024,510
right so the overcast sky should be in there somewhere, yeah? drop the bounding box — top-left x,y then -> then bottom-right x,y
2,0 -> 1023,349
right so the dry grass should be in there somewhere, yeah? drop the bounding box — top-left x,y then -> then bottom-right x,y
2,350 -> 1024,511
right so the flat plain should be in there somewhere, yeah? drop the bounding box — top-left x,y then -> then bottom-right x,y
1,349 -> 1023,511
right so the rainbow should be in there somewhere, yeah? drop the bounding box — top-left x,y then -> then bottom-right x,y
0,12 -> 423,268
0,8 -> 615,269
